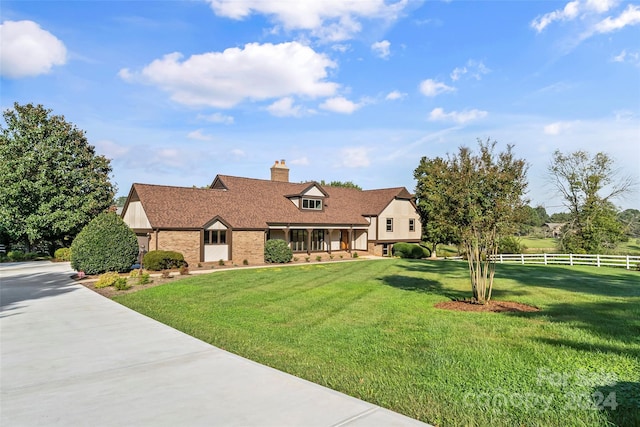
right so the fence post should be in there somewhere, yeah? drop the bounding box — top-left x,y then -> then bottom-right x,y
544,253 -> 547,265
569,253 -> 573,266
597,254 -> 600,267
521,254 -> 525,265
500,254 -> 503,263
627,256 -> 630,270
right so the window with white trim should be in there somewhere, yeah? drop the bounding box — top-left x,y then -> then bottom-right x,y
409,218 -> 415,232
386,218 -> 393,232
302,198 -> 322,210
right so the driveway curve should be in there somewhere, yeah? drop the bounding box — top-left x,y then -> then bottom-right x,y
0,261 -> 430,426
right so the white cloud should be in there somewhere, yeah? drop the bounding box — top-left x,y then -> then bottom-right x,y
93,140 -> 130,160
120,42 -> 338,108
198,112 -> 235,124
332,44 -> 351,53
543,121 -> 577,135
385,90 -> 406,100
267,97 -> 305,117
337,147 -> 371,168
593,4 -> 640,33
531,0 -> 627,33
231,149 -> 245,157
187,129 -> 214,141
290,157 -> 310,165
206,0 -> 408,42
428,107 -> 488,124
450,67 -> 467,81
419,79 -> 456,97
0,20 -> 67,78
319,96 -> 361,114
450,60 -> 490,81
371,40 -> 391,59
531,0 -> 581,32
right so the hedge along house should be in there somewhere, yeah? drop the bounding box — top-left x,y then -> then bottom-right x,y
121,161 -> 422,265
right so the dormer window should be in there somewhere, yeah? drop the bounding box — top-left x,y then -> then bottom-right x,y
302,198 -> 322,210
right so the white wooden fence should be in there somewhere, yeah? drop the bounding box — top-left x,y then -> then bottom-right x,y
490,253 -> 640,270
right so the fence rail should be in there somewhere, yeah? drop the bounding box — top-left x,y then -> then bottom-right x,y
490,253 -> 640,270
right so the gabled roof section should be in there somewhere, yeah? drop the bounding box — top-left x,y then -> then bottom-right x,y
286,182 -> 329,198
210,175 -> 228,190
126,177 -> 416,230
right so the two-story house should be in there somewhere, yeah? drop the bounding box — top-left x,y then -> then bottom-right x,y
121,160 -> 422,265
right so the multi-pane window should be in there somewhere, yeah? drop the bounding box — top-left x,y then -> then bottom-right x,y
409,218 -> 415,232
386,218 -> 393,232
204,230 -> 226,245
302,198 -> 322,210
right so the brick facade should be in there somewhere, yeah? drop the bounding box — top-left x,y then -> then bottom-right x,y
156,230 -> 201,266
232,231 -> 265,265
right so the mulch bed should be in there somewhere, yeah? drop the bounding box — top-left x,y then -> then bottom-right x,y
435,300 -> 539,313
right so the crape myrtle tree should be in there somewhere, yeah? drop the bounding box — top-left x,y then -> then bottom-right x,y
414,140 -> 528,304
0,103 -> 115,252
548,150 -> 634,253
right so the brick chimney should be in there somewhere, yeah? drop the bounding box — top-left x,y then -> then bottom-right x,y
270,159 -> 289,182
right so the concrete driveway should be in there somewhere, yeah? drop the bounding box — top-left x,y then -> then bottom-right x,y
0,261 -> 430,426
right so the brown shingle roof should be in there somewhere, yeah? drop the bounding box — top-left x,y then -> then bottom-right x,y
128,175 -> 413,230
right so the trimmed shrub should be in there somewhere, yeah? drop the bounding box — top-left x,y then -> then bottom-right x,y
498,236 -> 526,254
54,247 -> 71,261
95,272 -> 125,289
7,250 -> 25,261
138,272 -> 152,285
264,239 -> 293,263
142,250 -> 187,271
393,243 -> 429,259
71,212 -> 139,275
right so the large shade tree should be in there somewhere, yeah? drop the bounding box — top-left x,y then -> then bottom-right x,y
548,150 -> 633,253
0,103 -> 115,251
413,156 -> 459,257
415,140 -> 528,303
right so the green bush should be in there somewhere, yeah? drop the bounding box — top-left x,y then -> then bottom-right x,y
70,212 -> 139,274
497,236 -> 526,254
7,250 -> 24,261
142,250 -> 187,271
95,272 -> 125,288
54,247 -> 71,261
392,243 -> 428,259
24,252 -> 40,260
114,279 -> 131,291
264,239 -> 293,263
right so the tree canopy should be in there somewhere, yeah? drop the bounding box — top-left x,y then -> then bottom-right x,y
548,150 -> 633,253
0,103 -> 115,251
319,180 -> 362,190
415,140 -> 528,303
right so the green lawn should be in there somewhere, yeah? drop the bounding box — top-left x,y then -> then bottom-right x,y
114,260 -> 640,427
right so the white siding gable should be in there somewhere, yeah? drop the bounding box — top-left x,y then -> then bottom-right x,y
123,201 -> 151,229
302,185 -> 325,197
378,199 -> 422,241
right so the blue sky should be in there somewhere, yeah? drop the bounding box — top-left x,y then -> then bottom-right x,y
1,0 -> 639,212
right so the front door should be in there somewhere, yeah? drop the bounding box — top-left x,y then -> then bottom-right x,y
340,230 -> 348,250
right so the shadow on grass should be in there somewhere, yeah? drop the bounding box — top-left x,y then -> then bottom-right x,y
512,297 -> 640,352
595,381 -> 640,426
494,263 -> 640,298
380,273 -> 468,301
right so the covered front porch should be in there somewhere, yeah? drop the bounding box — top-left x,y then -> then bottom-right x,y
266,226 -> 368,255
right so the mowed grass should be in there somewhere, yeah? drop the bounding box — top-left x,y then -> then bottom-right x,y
114,260 -> 640,426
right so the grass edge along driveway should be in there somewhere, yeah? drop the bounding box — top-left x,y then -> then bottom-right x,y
114,259 -> 640,427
